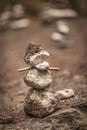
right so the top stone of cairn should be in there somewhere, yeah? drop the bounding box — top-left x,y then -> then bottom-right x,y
24,43 -> 50,65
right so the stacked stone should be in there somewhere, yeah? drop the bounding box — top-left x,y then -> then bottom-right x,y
51,21 -> 70,49
23,43 -> 58,117
9,4 -> 30,29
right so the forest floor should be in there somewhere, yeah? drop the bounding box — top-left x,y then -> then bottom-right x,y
0,17 -> 87,130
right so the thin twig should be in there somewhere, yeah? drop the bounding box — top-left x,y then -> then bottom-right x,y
18,61 -> 43,72
49,67 -> 60,71
18,66 -> 60,72
18,66 -> 31,72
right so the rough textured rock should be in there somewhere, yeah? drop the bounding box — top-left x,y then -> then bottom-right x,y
46,108 -> 87,130
39,50 -> 50,60
35,61 -> 49,70
55,89 -> 74,99
73,101 -> 87,114
24,89 -> 58,117
24,68 -> 52,89
24,43 -> 42,64
29,50 -> 50,65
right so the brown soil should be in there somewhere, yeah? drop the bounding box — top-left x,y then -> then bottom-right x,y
0,18 -> 87,129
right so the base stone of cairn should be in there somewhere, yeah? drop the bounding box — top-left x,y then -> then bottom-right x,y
24,89 -> 58,118
24,68 -> 52,89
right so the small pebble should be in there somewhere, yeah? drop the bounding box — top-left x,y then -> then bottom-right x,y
51,32 -> 63,41
55,89 -> 74,99
56,21 -> 69,35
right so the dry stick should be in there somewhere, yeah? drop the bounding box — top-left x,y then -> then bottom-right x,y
18,60 -> 60,72
49,67 -> 60,71
18,66 -> 32,72
18,61 -> 43,72
18,66 -> 60,72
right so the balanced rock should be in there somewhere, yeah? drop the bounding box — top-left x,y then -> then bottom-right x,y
29,50 -> 50,65
35,61 -> 49,70
12,4 -> 25,19
0,10 -> 11,30
40,7 -> 54,24
51,32 -> 63,41
42,8 -> 78,19
24,68 -> 52,89
24,89 -> 58,117
9,18 -> 30,29
51,32 -> 68,48
56,21 -> 69,35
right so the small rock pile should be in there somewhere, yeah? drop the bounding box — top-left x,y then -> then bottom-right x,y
51,21 -> 70,48
0,4 -> 30,30
23,43 -> 58,117
9,4 -> 30,29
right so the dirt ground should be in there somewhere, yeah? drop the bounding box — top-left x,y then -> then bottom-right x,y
0,17 -> 87,129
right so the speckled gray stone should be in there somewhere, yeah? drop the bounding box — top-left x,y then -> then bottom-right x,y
24,89 -> 58,117
29,50 -> 50,65
24,68 -> 52,89
55,89 -> 74,99
35,61 -> 49,70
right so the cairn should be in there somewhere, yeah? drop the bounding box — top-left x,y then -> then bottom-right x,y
9,4 -> 30,29
19,43 -> 59,117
